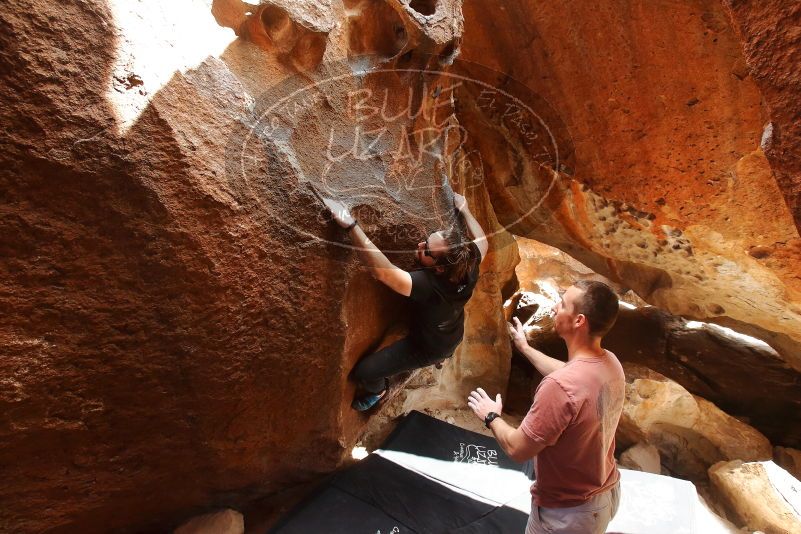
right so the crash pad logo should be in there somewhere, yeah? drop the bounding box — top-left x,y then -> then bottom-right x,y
226,57 -> 571,253
454,442 -> 499,466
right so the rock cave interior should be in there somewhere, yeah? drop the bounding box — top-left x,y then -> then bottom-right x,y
1,0 -> 800,532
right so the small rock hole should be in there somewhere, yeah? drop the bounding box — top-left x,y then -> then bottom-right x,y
347,1 -> 408,59
260,4 -> 292,39
438,38 -> 459,65
409,0 -> 437,16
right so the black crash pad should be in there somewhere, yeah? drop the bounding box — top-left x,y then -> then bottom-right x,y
269,411 -> 530,534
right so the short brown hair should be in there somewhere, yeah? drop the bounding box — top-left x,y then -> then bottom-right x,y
573,280 -> 619,336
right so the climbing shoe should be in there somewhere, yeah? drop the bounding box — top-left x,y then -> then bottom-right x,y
351,389 -> 387,412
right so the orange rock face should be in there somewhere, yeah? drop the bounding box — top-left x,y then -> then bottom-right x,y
457,0 -> 801,368
2,0 -> 800,532
722,0 -> 801,229
0,0 -> 469,531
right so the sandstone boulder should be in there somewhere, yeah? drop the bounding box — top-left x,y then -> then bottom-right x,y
175,509 -> 244,534
3,0 -> 801,531
619,442 -> 661,474
709,460 -> 801,534
619,364 -> 772,481
505,237 -> 801,449
0,0 -> 474,531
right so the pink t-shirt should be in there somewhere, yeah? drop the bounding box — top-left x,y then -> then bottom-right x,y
520,352 -> 625,508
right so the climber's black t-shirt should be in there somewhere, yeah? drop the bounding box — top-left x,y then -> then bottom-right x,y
408,242 -> 481,356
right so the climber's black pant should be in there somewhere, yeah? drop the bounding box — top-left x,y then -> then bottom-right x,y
350,336 -> 454,394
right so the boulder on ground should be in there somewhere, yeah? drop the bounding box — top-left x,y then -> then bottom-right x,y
709,460 -> 801,534
618,364 -> 772,480
619,442 -> 661,474
175,509 -> 244,534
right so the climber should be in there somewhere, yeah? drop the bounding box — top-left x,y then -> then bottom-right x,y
321,192 -> 487,411
467,280 -> 625,534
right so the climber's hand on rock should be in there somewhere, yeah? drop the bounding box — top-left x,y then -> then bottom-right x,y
467,387 -> 502,421
453,192 -> 467,213
323,197 -> 356,229
508,317 -> 529,351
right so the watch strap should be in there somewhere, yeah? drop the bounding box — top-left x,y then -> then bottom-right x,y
484,411 -> 500,429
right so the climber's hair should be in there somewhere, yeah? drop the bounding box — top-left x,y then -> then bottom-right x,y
573,280 -> 619,337
435,228 -> 478,284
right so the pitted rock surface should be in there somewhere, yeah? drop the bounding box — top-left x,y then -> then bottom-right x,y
458,0 -> 801,361
0,0 -> 469,531
2,0 -> 801,532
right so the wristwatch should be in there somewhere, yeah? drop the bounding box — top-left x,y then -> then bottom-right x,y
345,219 -> 358,231
484,411 -> 500,429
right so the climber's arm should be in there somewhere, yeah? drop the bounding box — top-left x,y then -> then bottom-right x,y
323,196 -> 412,297
454,193 -> 488,262
348,223 -> 412,297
